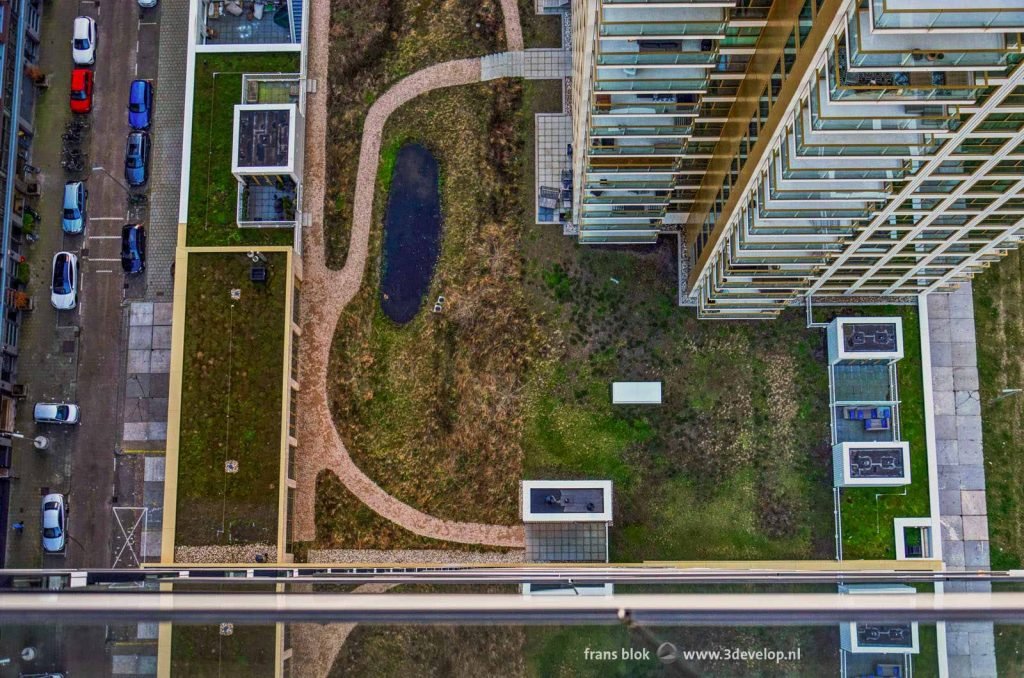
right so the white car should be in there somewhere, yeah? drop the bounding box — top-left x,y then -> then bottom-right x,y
33,402 -> 81,425
50,252 -> 78,310
72,16 -> 96,66
41,494 -> 67,554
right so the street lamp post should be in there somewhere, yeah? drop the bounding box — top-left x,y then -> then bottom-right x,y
91,165 -> 131,196
5,431 -> 49,449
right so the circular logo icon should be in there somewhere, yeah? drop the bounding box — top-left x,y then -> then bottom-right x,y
657,642 -> 678,665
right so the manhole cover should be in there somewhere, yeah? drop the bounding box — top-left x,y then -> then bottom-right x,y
62,340 -> 75,353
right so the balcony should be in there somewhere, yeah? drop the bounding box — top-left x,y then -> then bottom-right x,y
870,0 -> 1024,31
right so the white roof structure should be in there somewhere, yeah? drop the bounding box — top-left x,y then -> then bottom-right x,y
833,441 -> 911,487
231,103 -> 298,176
611,381 -> 662,405
827,317 -> 904,364
521,480 -> 613,523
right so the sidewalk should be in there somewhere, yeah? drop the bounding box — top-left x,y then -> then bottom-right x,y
928,284 -> 997,678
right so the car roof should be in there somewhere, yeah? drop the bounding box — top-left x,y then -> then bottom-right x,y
130,79 -> 150,96
64,181 -> 81,199
73,16 -> 92,35
71,68 -> 89,86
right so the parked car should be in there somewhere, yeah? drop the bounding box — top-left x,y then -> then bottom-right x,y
72,16 -> 96,66
138,0 -> 157,7
41,494 -> 66,553
50,251 -> 78,310
69,67 -> 93,114
33,402 -> 81,425
61,181 -> 87,234
121,224 -> 146,274
128,79 -> 153,129
124,131 -> 150,187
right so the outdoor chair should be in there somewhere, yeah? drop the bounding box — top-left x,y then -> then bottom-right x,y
864,418 -> 891,432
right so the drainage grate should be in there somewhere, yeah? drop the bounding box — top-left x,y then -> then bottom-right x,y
62,340 -> 76,354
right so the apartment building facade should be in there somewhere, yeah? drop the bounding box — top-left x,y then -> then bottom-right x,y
570,0 -> 1024,318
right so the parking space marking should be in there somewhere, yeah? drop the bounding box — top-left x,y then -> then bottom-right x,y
90,217 -> 124,221
87,258 -> 121,262
95,270 -> 114,274
88,235 -> 121,239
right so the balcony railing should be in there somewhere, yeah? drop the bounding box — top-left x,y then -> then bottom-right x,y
870,0 -> 1024,31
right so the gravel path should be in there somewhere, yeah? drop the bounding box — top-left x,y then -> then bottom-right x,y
294,0 -> 525,549
309,549 -> 526,564
501,0 -> 525,51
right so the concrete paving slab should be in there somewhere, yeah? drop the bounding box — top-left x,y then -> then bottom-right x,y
933,366 -> 954,392
123,422 -> 148,441
962,515 -> 989,541
958,438 -> 984,464
959,464 -> 986,490
954,390 -> 981,416
128,325 -> 153,350
956,415 -> 983,442
929,314 -> 951,343
969,631 -> 996,655
933,389 -> 954,414
938,465 -> 960,490
947,655 -> 971,677
149,398 -> 168,422
127,349 -> 152,374
937,440 -> 958,465
949,317 -> 976,342
947,631 -> 970,656
125,374 -> 150,398
149,373 -> 169,398
151,325 -> 172,349
129,302 -> 154,327
150,349 -> 171,373
143,529 -> 161,558
944,540 -> 966,567
934,414 -> 958,440
152,302 -> 173,326
124,398 -> 149,423
146,421 -> 167,440
143,456 -> 164,482
953,366 -> 980,390
927,292 -> 949,317
931,340 -> 953,367
941,515 -> 963,541
961,490 -> 987,516
940,490 -> 962,515
969,651 -> 996,676
137,622 -> 158,640
948,289 -> 975,319
964,540 -> 990,568
952,341 -> 978,366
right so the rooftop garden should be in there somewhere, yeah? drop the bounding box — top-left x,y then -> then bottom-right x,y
831,305 -> 931,560
172,623 -> 276,678
187,52 -> 299,248
175,251 -> 288,548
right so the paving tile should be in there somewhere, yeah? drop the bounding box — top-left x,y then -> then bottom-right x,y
128,325 -> 153,350
151,325 -> 172,349
953,366 -> 980,390
956,415 -> 983,442
962,515 -> 989,541
143,528 -> 162,558
123,422 -> 148,441
961,490 -> 987,516
127,349 -> 152,374
137,622 -> 159,640
938,464 -> 960,490
940,489 -> 962,515
929,314 -> 951,343
112,655 -> 139,674
933,389 -> 955,414
954,390 -> 981,416
969,632 -> 996,655
931,340 -> 953,367
952,341 -> 978,366
948,287 -> 975,319
125,374 -> 150,398
130,302 -> 154,327
150,349 -> 171,373
147,421 -> 167,441
937,440 -> 958,465
149,398 -> 169,422
124,398 -> 149,423
959,464 -> 986,490
947,631 -> 970,656
969,651 -> 996,676
143,456 -> 165,482
964,540 -> 990,568
947,655 -> 971,677
934,414 -> 958,441
950,316 -> 977,342
941,515 -> 963,541
152,302 -> 174,326
927,293 -> 950,318
933,366 -> 954,392
944,540 -> 966,567
149,373 -> 170,398
958,438 -> 984,465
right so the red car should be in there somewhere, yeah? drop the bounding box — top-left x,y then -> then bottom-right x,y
70,68 -> 93,114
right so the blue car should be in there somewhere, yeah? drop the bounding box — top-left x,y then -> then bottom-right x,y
128,79 -> 152,129
124,131 -> 150,187
61,181 -> 87,234
121,224 -> 146,274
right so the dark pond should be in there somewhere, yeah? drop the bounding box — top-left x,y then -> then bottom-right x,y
380,143 -> 442,324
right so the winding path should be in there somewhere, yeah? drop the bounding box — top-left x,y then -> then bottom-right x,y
293,0 -> 526,547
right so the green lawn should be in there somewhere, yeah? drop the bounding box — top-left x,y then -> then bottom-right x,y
974,248 -> 1024,673
172,623 -> 276,677
175,252 -> 287,546
835,305 -> 931,560
187,52 -> 299,247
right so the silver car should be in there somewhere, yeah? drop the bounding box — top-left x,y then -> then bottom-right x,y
33,402 -> 80,425
41,493 -> 67,553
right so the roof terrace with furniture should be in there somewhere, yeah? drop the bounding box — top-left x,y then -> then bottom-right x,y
231,104 -> 303,228
522,480 -> 613,562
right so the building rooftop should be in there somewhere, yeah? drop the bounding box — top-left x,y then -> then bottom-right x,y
843,322 -> 899,354
236,108 -> 291,169
528,487 -> 606,516
848,446 -> 906,479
